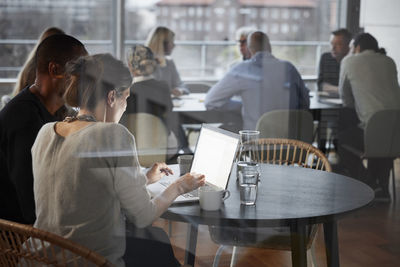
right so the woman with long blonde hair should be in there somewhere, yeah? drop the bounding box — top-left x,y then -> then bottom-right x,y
145,26 -> 189,96
13,27 -> 65,96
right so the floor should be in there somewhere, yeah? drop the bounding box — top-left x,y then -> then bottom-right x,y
153,158 -> 400,267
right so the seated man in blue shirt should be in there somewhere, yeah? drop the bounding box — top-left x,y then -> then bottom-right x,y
205,31 -> 309,130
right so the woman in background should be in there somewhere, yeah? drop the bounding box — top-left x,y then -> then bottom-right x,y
145,26 -> 190,96
13,27 -> 65,96
31,53 -> 205,266
125,44 -> 189,155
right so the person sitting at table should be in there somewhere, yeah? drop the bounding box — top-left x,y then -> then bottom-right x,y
0,34 -> 87,225
145,26 -> 190,97
338,32 -> 400,200
317,28 -> 352,93
3,27 -> 72,119
124,44 -> 189,156
31,53 -> 205,267
316,28 -> 352,153
228,26 -> 256,69
205,31 -> 309,130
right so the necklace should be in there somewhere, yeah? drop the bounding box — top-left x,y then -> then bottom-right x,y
63,114 -> 97,123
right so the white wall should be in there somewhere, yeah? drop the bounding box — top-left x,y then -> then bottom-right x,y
360,0 -> 400,81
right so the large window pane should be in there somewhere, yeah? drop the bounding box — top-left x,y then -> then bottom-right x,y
0,0 -> 113,79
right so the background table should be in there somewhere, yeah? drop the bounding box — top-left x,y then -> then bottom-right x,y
172,92 -> 341,124
162,164 -> 374,267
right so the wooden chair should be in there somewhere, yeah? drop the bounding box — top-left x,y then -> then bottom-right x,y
210,138 -> 331,267
0,218 -> 112,267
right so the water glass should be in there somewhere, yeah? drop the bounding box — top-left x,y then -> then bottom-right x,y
236,161 -> 260,181
238,130 -> 260,162
238,168 -> 259,205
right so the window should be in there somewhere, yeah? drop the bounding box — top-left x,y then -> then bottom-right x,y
214,8 -> 225,16
0,0 -> 340,85
196,7 -> 203,17
196,21 -> 203,31
271,23 -> 279,34
216,22 -> 224,32
229,22 -> 236,34
292,9 -> 301,20
230,7 -> 236,18
188,21 -> 194,31
205,7 -> 211,17
271,8 -> 280,19
180,20 -> 187,31
282,9 -> 290,19
261,24 -> 269,33
261,8 -> 269,18
204,21 -> 211,31
188,7 -> 195,17
250,8 -> 258,19
281,23 -> 289,34
162,6 -> 169,16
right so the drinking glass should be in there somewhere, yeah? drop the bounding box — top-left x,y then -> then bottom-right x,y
238,130 -> 260,162
236,161 -> 260,181
238,168 -> 260,205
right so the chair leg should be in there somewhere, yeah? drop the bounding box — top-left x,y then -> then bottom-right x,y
212,245 -> 225,267
309,240 -> 318,267
391,161 -> 396,202
230,246 -> 238,267
168,220 -> 172,236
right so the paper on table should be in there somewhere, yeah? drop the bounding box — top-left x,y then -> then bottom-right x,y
322,83 -> 339,93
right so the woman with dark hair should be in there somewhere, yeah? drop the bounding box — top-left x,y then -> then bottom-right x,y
352,32 -> 386,55
31,53 -> 205,266
338,32 -> 400,199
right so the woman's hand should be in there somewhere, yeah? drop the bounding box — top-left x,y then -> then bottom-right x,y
174,173 -> 206,195
146,162 -> 173,185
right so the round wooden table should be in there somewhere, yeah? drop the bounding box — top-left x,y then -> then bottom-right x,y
163,164 -> 374,267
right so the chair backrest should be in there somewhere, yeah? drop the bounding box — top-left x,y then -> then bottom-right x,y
363,109 -> 400,158
184,82 -> 212,93
248,138 -> 332,172
256,109 -> 314,143
0,218 -> 112,267
122,113 -> 169,167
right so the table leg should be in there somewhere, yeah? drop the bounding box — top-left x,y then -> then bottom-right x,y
290,221 -> 307,267
184,223 -> 198,266
323,220 -> 340,267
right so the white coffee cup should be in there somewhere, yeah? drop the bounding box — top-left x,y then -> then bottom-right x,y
199,186 -> 230,211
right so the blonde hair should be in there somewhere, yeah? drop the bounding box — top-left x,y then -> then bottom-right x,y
145,26 -> 175,67
12,27 -> 65,96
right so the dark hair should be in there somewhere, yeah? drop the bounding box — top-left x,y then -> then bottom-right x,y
332,28 -> 352,45
353,32 -> 386,54
35,34 -> 86,74
64,53 -> 132,110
